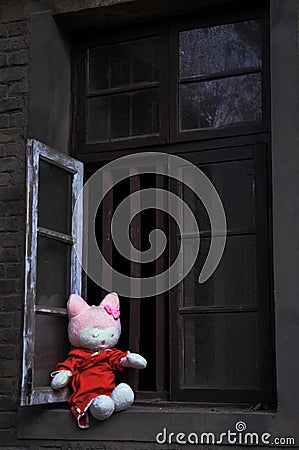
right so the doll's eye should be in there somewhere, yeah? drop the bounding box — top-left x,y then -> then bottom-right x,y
111,334 -> 114,337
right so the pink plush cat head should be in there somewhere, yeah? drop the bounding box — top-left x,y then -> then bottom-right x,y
67,293 -> 121,351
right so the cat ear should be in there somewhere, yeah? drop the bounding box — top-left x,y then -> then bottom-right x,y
67,294 -> 90,318
99,292 -> 120,310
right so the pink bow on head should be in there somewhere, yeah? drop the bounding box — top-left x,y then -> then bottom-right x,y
104,304 -> 120,319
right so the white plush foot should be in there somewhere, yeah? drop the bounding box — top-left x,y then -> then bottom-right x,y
110,383 -> 134,412
89,395 -> 115,421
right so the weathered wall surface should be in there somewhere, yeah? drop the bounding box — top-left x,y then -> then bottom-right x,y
0,11 -> 29,447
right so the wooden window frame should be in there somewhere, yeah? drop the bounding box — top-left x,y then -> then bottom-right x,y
21,139 -> 83,406
169,10 -> 270,143
83,134 -> 274,406
71,3 -> 274,406
72,6 -> 270,158
72,24 -> 169,156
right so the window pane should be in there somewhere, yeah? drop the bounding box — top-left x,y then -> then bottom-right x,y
131,89 -> 159,136
182,235 -> 257,307
182,159 -> 255,233
182,313 -> 259,389
36,236 -> 71,307
179,20 -> 262,78
88,37 -> 159,90
87,96 -> 109,142
34,314 -> 69,386
38,160 -> 72,235
180,73 -> 262,130
87,88 -> 159,142
111,95 -> 130,138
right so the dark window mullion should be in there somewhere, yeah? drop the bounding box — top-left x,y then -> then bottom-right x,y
129,94 -> 133,138
86,48 -> 91,91
261,14 -> 271,131
128,170 -> 141,391
178,306 -> 258,314
129,51 -> 133,137
101,169 -> 113,291
87,80 -> 160,97
155,172 -> 166,393
179,66 -> 262,84
35,306 -> 68,316
108,96 -> 111,142
169,21 -> 179,142
180,229 -> 256,239
37,226 -> 74,245
159,25 -> 170,144
253,143 -> 274,405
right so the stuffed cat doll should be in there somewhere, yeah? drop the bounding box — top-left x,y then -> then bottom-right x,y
50,292 -> 147,429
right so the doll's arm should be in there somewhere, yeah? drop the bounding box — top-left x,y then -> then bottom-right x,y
50,354 -> 77,390
120,351 -> 147,369
51,370 -> 73,390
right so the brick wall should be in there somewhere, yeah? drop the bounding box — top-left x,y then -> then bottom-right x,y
0,15 -> 29,448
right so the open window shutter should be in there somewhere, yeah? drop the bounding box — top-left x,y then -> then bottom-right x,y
21,139 -> 83,406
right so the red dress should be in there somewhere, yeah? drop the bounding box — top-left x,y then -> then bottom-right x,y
55,347 -> 128,428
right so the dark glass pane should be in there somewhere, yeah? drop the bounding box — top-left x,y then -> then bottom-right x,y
88,46 -> 110,90
131,38 -> 159,84
34,314 -> 69,386
110,95 -> 130,139
38,160 -> 72,235
110,44 -> 131,88
87,96 -> 109,143
182,235 -> 257,307
179,20 -> 262,78
180,73 -> 262,130
88,37 -> 159,91
182,313 -> 259,389
132,89 -> 159,136
36,236 -> 71,308
87,89 -> 159,142
182,159 -> 255,233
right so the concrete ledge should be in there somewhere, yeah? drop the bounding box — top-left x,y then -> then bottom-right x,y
17,404 -> 295,443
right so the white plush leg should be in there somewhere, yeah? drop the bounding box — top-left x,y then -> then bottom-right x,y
89,395 -> 115,421
110,383 -> 134,412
